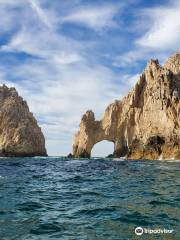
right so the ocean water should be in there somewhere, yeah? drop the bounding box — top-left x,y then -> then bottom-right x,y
0,157 -> 179,240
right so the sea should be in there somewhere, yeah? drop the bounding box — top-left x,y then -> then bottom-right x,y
0,157 -> 179,240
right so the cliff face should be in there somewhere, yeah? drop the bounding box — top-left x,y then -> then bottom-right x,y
0,85 -> 47,157
73,52 -> 180,160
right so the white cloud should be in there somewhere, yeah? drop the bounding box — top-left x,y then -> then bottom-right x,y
0,0 -> 80,61
113,50 -> 147,68
0,0 -> 147,156
113,1 -> 180,68
136,1 -> 180,50
0,1 -> 24,33
29,0 -> 52,28
1,24 -> 84,65
3,0 -> 177,156
0,0 -> 24,5
62,5 -> 119,30
1,59 -> 128,155
113,49 -> 171,68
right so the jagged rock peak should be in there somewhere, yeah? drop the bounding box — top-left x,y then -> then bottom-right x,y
72,52 -> 180,160
164,52 -> 180,74
0,85 -> 47,157
82,110 -> 95,122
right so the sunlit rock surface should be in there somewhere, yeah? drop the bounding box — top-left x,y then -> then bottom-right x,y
0,85 -> 47,157
73,52 -> 180,159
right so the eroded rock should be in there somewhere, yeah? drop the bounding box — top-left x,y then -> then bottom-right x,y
0,85 -> 47,157
73,52 -> 180,160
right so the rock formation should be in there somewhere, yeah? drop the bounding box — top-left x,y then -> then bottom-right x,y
0,85 -> 47,157
73,52 -> 180,160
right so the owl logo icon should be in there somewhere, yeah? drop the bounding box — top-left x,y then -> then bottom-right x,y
135,227 -> 144,235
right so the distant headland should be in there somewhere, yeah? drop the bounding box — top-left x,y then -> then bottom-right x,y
0,85 -> 47,157
72,52 -> 180,160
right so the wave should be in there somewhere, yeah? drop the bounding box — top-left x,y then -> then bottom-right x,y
112,157 -> 125,161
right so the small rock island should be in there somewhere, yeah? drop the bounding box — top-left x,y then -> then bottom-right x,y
0,85 -> 47,157
73,52 -> 180,160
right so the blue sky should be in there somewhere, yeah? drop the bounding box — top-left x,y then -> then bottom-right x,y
0,0 -> 179,156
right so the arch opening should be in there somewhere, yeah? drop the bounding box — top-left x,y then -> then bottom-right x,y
91,140 -> 114,158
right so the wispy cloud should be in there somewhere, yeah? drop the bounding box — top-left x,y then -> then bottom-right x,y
1,19 -> 84,65
1,59 -> 127,155
136,1 -> 180,50
0,0 -> 130,155
113,50 -> 170,68
114,0 -> 180,68
29,0 -> 52,28
0,0 -> 24,33
0,0 -> 179,156
61,5 -> 119,31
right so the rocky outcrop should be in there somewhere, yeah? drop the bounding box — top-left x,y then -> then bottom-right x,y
0,85 -> 47,157
73,52 -> 180,160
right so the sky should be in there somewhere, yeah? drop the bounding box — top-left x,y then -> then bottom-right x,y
0,0 -> 179,156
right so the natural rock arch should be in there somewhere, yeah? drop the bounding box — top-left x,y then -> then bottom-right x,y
73,52 -> 180,160
72,110 -> 129,158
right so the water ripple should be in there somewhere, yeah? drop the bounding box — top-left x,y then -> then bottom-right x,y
0,157 -> 179,239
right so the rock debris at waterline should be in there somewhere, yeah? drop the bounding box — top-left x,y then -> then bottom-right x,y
0,85 -> 47,157
73,52 -> 180,160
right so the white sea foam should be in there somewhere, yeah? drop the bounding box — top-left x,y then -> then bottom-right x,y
165,159 -> 180,162
112,157 -> 125,161
157,158 -> 180,162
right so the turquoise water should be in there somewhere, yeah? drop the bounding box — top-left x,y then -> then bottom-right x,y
0,157 -> 179,240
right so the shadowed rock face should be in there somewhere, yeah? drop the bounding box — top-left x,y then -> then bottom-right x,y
73,52 -> 180,160
0,85 -> 47,157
